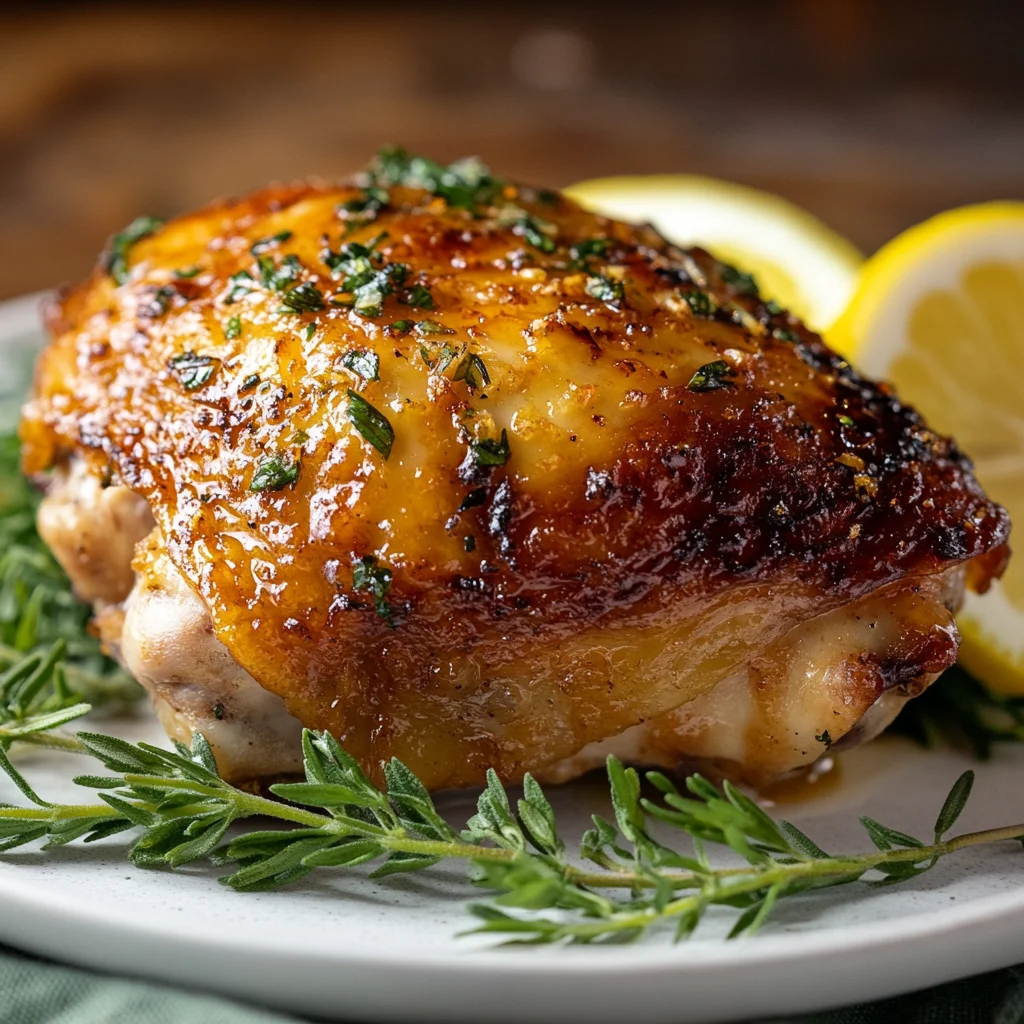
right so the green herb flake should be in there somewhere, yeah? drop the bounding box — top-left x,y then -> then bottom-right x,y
463,535 -> 476,552
452,353 -> 490,389
250,231 -> 294,255
569,237 -> 610,268
278,283 -> 325,314
720,263 -> 759,297
815,730 -> 833,750
341,350 -> 380,381
585,275 -> 624,303
224,316 -> 242,341
175,265 -> 201,279
414,320 -> 454,336
249,455 -> 301,493
302,323 -> 317,343
238,373 -> 260,393
401,283 -> 434,310
772,328 -> 801,343
681,289 -> 716,317
170,352 -> 218,391
258,254 -> 302,293
390,320 -> 413,335
471,428 -> 511,468
339,187 -> 390,224
224,270 -> 255,304
687,360 -> 736,393
516,216 -> 557,253
352,555 -> 394,626
370,147 -> 501,211
837,414 -> 855,427
347,390 -> 395,460
292,430 -> 310,445
105,215 -> 164,286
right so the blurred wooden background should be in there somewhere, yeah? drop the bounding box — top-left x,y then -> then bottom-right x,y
1,0 -> 1022,300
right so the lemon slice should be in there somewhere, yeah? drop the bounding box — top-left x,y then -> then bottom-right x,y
565,174 -> 863,331
830,203 -> 1024,694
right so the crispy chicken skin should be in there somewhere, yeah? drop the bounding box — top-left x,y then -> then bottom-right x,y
21,151 -> 1010,788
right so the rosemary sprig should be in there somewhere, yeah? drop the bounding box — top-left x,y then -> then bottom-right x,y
0,708 -> 1020,943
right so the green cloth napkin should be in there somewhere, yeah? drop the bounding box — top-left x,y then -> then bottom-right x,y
3,943 -> 1023,1024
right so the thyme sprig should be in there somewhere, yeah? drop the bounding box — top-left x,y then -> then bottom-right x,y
0,694 -> 1021,943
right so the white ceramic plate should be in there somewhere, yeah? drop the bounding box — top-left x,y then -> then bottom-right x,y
2,293 -> 1024,1024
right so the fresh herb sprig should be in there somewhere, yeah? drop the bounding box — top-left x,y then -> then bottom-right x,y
0,711 -> 1021,943
0,435 -> 138,718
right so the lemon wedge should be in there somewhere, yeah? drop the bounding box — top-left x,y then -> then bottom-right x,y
830,203 -> 1024,694
565,174 -> 863,331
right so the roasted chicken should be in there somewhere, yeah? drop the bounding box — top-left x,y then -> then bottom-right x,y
20,150 -> 1010,789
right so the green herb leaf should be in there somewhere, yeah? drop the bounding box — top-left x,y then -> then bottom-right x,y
720,263 -> 759,296
401,284 -> 434,310
169,352 -> 218,391
452,353 -> 490,389
341,350 -> 380,382
682,289 -> 716,317
585,275 -> 624,303
105,216 -> 164,285
278,283 -> 325,314
346,391 -> 394,460
250,231 -> 293,255
249,456 -> 300,493
223,316 -> 241,341
687,360 -> 735,392
471,429 -> 510,468
352,555 -> 394,626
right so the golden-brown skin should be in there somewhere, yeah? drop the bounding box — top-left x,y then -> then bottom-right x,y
21,154 -> 1010,788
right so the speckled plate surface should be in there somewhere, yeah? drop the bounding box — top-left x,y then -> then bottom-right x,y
1,293 -> 1023,1024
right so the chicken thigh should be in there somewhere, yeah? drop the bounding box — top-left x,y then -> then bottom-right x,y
21,150 -> 1010,788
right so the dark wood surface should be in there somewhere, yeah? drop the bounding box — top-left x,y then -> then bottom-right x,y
2,0 -> 1022,300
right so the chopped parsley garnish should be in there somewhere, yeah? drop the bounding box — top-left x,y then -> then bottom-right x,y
763,299 -> 784,316
302,323 -> 317,342
352,555 -> 394,626
278,282 -> 325,314
369,147 -> 501,211
772,327 -> 801,342
239,373 -> 260,393
249,231 -> 293,255
837,414 -> 855,427
420,344 -> 458,373
452,352 -> 490,389
322,238 -> 407,318
720,263 -> 759,296
341,350 -> 380,381
569,237 -> 610,268
339,187 -> 390,224
145,285 -> 177,317
681,289 -> 715,317
250,455 -> 300,492
105,215 -> 164,286
585,275 -> 624,303
413,319 -> 454,336
292,430 -> 310,444
401,283 -> 434,309
515,215 -> 557,253
175,265 -> 201,279
815,730 -> 833,750
170,352 -> 218,391
687,360 -> 736,393
224,270 -> 255,304
471,429 -> 511,468
224,316 -> 241,340
390,320 -> 413,335
258,254 -> 302,292
346,390 -> 394,460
